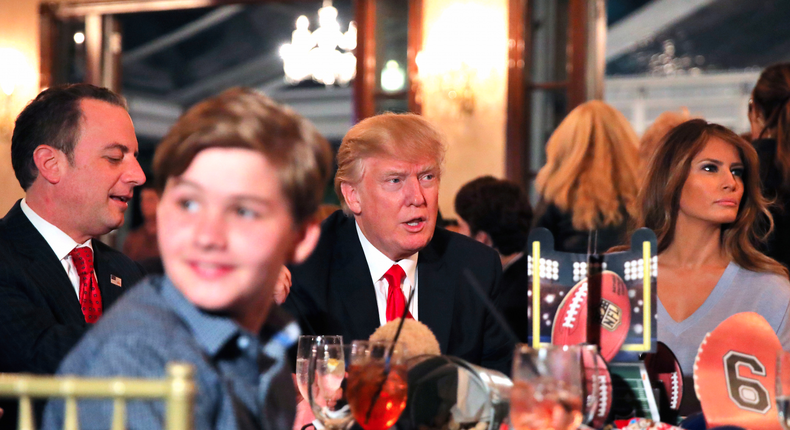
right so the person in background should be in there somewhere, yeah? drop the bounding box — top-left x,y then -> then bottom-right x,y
533,100 -> 641,254
749,63 -> 790,268
123,183 -> 160,263
283,112 -> 514,375
454,176 -> 533,342
0,84 -> 146,375
640,119 -> 790,414
638,107 -> 691,171
43,87 -> 333,430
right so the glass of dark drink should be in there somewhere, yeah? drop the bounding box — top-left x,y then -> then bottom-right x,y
346,340 -> 408,430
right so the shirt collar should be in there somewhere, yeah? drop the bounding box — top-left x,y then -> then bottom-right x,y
161,277 -> 242,357
160,277 -> 300,358
355,220 -> 418,287
21,198 -> 92,259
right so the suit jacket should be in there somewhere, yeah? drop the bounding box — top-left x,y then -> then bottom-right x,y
0,200 -> 145,374
283,211 -> 515,375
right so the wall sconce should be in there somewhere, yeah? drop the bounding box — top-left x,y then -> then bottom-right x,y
417,2 -> 506,116
0,48 -> 34,142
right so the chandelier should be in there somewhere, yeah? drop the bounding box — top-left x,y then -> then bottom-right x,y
279,1 -> 357,86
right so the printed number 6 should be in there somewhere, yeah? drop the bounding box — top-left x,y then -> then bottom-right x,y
723,351 -> 771,414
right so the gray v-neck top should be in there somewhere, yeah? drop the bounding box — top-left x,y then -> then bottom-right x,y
658,262 -> 790,377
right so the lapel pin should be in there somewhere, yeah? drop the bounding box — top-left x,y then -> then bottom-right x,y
110,275 -> 122,287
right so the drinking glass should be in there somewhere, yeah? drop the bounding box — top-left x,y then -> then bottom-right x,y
777,350 -> 790,429
296,335 -> 343,401
346,340 -> 409,430
579,345 -> 601,426
308,342 -> 353,430
510,344 -> 586,430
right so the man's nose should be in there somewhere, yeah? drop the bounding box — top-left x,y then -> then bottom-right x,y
124,157 -> 146,186
405,177 -> 426,206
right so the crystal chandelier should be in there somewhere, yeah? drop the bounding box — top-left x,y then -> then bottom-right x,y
279,1 -> 357,86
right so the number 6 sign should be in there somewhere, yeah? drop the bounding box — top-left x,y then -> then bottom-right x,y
695,312 -> 783,429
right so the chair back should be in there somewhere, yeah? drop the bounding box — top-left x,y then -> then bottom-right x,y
0,362 -> 194,430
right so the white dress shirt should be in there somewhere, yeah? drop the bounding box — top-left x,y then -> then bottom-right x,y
355,221 -> 419,325
20,198 -> 94,298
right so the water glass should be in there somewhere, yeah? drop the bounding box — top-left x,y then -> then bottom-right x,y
510,344 -> 587,430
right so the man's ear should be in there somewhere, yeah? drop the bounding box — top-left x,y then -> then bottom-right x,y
474,230 -> 493,247
340,182 -> 362,215
32,145 -> 65,185
291,220 -> 322,264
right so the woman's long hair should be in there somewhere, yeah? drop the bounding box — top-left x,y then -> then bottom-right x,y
640,119 -> 787,277
535,100 -> 641,231
752,63 -> 790,188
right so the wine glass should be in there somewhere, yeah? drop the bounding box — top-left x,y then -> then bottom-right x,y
579,345 -> 601,427
308,342 -> 354,430
346,340 -> 409,430
510,344 -> 587,430
777,350 -> 790,429
296,335 -> 342,401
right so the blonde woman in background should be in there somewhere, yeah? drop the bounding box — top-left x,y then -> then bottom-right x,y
639,107 -> 691,171
533,100 -> 641,253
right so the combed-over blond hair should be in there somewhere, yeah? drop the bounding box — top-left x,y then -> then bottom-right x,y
334,112 -> 447,214
535,100 -> 641,231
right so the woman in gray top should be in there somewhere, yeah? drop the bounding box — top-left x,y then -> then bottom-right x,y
639,119 -> 790,414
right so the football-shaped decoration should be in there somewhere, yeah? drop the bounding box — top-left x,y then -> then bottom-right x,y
551,270 -> 631,361
694,312 -> 782,430
582,348 -> 613,428
643,342 -> 683,421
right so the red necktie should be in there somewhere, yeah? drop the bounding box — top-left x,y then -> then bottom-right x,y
383,264 -> 413,322
69,247 -> 102,323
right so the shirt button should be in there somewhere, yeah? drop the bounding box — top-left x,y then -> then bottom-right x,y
237,336 -> 250,349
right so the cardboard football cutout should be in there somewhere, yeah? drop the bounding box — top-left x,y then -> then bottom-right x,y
552,271 -> 631,361
529,227 -> 657,363
643,342 -> 683,422
694,312 -> 782,430
582,348 -> 613,428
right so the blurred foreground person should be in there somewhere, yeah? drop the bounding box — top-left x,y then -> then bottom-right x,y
454,176 -> 533,342
640,119 -> 790,414
283,113 -> 514,375
749,63 -> 790,268
43,88 -> 332,430
533,100 -> 640,253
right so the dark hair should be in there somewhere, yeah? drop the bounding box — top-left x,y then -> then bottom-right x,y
640,119 -> 787,277
454,176 -> 533,255
752,63 -> 790,188
11,83 -> 127,190
153,87 -> 333,225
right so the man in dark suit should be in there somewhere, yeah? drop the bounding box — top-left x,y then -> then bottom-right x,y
0,84 -> 146,375
283,113 -> 514,374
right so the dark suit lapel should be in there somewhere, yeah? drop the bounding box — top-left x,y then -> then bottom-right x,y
417,239 -> 454,354
92,241 -> 125,306
2,202 -> 85,325
331,218 -> 380,340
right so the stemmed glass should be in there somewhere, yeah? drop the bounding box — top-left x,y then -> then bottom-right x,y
777,350 -> 790,429
510,344 -> 591,430
308,342 -> 354,430
296,335 -> 343,401
346,340 -> 409,430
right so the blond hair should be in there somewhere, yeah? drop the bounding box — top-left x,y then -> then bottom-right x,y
335,113 -> 446,213
535,100 -> 641,231
639,108 -> 691,171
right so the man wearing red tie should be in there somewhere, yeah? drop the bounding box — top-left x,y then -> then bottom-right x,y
283,113 -> 514,375
0,84 -> 146,376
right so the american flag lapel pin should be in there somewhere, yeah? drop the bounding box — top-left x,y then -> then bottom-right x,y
110,275 -> 122,287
